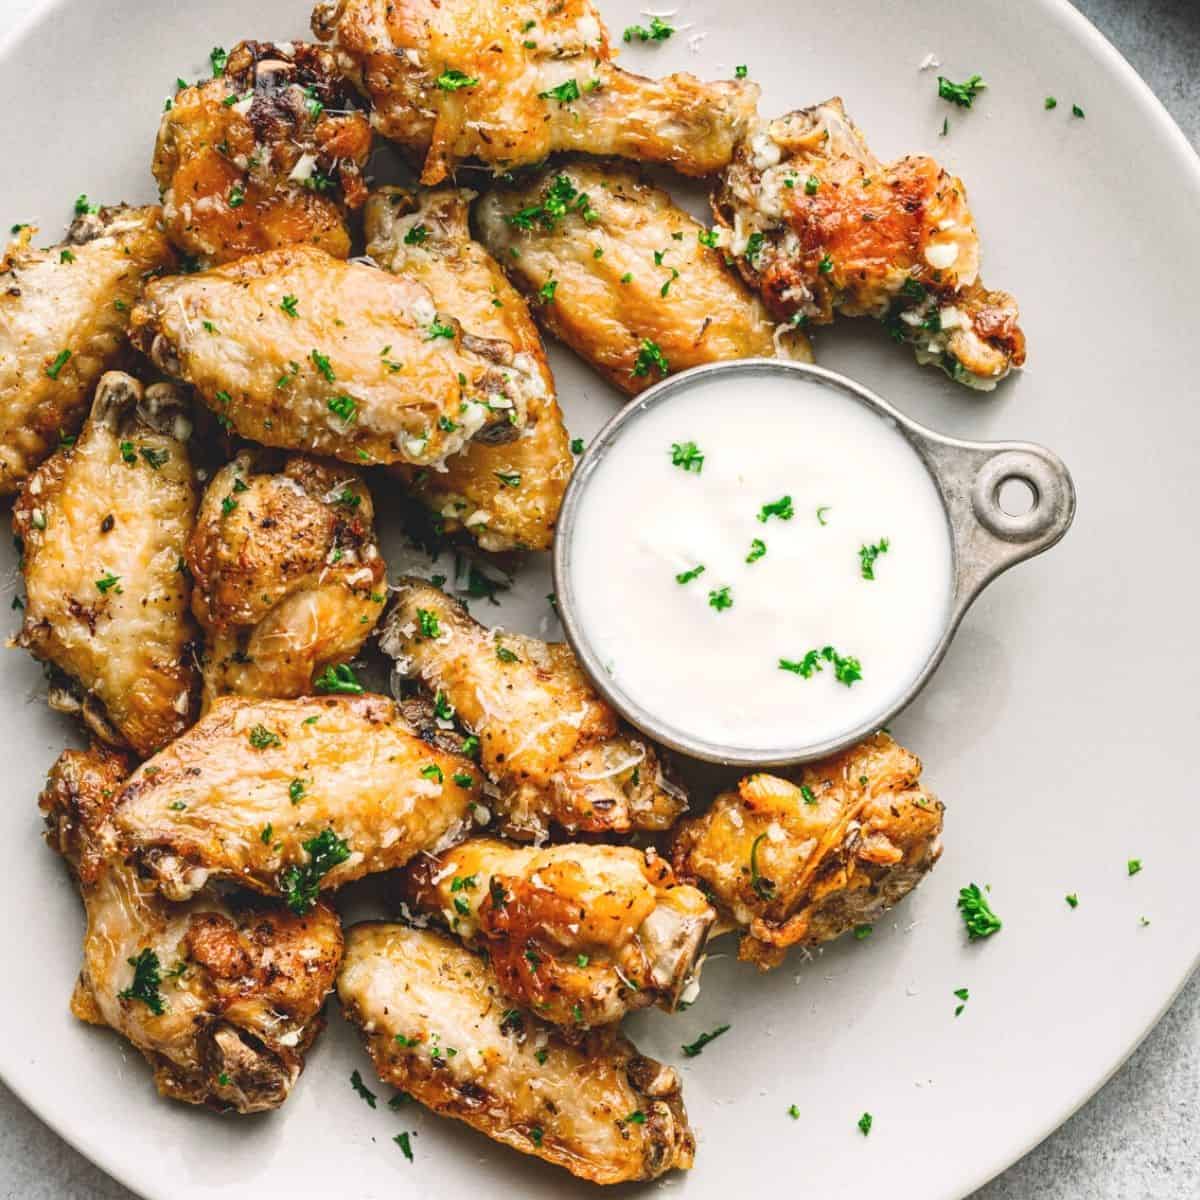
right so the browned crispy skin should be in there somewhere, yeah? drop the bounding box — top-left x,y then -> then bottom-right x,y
714,99 -> 1025,389
475,161 -> 812,393
312,0 -> 757,183
365,187 -> 571,551
187,451 -> 386,705
380,579 -> 687,841
42,744 -> 342,1112
129,245 -> 543,468
339,922 -> 695,1182
403,840 -> 714,1028
13,372 -> 198,756
154,40 -> 372,265
0,207 -> 175,494
111,693 -> 477,902
669,733 -> 944,969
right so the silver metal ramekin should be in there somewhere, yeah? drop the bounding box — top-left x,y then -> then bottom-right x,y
552,358 -> 1076,767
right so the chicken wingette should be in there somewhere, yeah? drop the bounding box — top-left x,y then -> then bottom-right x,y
380,579 -> 686,841
154,40 -> 372,265
42,744 -> 342,1112
129,245 -> 545,468
475,162 -> 812,393
187,451 -> 386,706
714,98 -> 1025,389
339,922 -> 695,1183
111,694 -> 478,903
0,206 -> 175,494
402,839 -> 714,1029
668,732 -> 944,969
365,187 -> 572,551
12,372 -> 198,756
312,0 -> 757,184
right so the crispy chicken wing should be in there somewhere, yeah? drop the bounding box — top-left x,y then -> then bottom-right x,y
339,922 -> 695,1182
476,162 -> 812,393
669,733 -> 944,969
311,0 -> 757,183
0,207 -> 174,494
13,372 -> 198,756
187,451 -> 386,705
365,187 -> 571,551
154,41 -> 372,265
380,579 -> 686,841
714,99 -> 1025,389
112,693 -> 477,903
41,744 -> 341,1112
130,245 -> 545,468
403,839 -> 713,1029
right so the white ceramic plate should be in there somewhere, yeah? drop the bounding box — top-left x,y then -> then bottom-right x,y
1,1 -> 1197,1197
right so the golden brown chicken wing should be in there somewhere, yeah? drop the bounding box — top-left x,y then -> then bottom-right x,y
154,40 -> 373,265
311,0 -> 756,183
187,450 -> 386,706
714,99 -> 1025,389
476,161 -> 812,393
0,206 -> 175,494
365,187 -> 571,551
112,693 -> 478,903
402,839 -> 714,1029
668,732 -> 944,969
129,245 -> 544,468
380,579 -> 686,841
41,744 -> 342,1112
339,922 -> 695,1182
12,372 -> 198,756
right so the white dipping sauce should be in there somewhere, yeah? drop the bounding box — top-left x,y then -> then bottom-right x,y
567,372 -> 954,751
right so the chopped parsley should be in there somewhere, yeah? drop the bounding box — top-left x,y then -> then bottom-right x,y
537,277 -> 558,304
937,74 -> 986,108
858,1112 -> 873,1137
670,441 -> 704,472
623,1109 -> 647,1125
957,883 -> 1002,940
1127,858 -> 1143,876
854,924 -> 873,940
60,248 -> 75,263
735,64 -> 748,79
746,538 -> 766,563
801,784 -> 817,805
859,538 -> 890,580
818,253 -> 834,275
313,662 -> 363,694
953,986 -> 969,1017
538,79 -> 580,104
248,724 -> 281,749
426,317 -> 455,340
435,69 -> 478,90
349,1069 -> 377,1107
209,45 -> 228,75
675,564 -> 705,584
260,824 -> 274,844
420,763 -> 444,784
530,1126 -> 545,1147
708,586 -> 732,612
805,175 -> 820,195
227,183 -> 245,208
404,224 -> 429,246
140,447 -> 169,470
453,771 -> 474,788
280,294 -> 299,318
95,572 -> 123,595
1065,893 -> 1079,908
281,829 -> 350,914
311,349 -> 336,382
570,437 -> 584,454
632,338 -> 669,378
816,505 -> 831,525
623,15 -> 673,41
117,948 -> 166,1015
1072,103 -> 1085,118
327,393 -> 357,423
1044,96 -> 1058,110
681,1023 -> 731,1057
788,1104 -> 800,1119
393,1131 -> 414,1162
506,173 -> 596,232
416,608 -> 441,639
495,643 -> 519,663
288,778 -> 306,804
745,231 -> 765,265
757,495 -> 793,523
494,470 -> 521,488
74,193 -> 99,216
749,832 -> 773,899
45,349 -> 71,380
779,646 -> 862,686
698,228 -> 720,248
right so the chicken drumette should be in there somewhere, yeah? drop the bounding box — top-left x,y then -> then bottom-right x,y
476,162 -> 812,392
13,371 -> 198,756
312,0 -> 757,183
365,187 -> 572,551
714,98 -> 1025,389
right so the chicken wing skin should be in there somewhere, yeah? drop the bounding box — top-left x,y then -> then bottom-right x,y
112,693 -> 477,903
365,187 -> 571,551
154,41 -> 372,265
339,922 -> 695,1183
714,99 -> 1025,389
668,733 -> 944,969
41,744 -> 342,1112
13,372 -> 198,756
402,839 -> 714,1029
129,245 -> 546,468
187,450 -> 386,706
0,206 -> 175,494
380,579 -> 687,841
476,162 -> 812,393
311,0 -> 757,183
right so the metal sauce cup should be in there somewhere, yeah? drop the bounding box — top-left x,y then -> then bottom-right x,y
553,359 -> 1076,767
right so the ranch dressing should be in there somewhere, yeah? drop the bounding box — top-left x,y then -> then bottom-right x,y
567,372 -> 954,751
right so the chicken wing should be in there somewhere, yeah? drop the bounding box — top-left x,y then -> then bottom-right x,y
402,839 -> 713,1029
714,99 -> 1025,389
476,161 -> 812,393
339,922 -> 695,1183
668,732 -> 944,969
41,744 -> 342,1112
112,693 -> 477,903
154,41 -> 372,266
187,450 -> 386,706
365,187 -> 571,551
13,372 -> 198,756
129,245 -> 545,468
311,0 -> 757,183
380,579 -> 686,841
0,206 -> 175,494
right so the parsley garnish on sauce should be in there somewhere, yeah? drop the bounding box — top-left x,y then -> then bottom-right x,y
1127,858 -> 1143,876
758,495 -> 794,523
778,646 -> 863,685
708,586 -> 732,612
858,1112 -> 873,1137
957,883 -> 1002,940
675,564 -> 705,584
670,441 -> 704,472
1065,893 -> 1079,908
953,986 -> 969,1017
281,829 -> 350,914
937,74 -> 986,108
681,1023 -> 731,1057
118,948 -> 167,1015
859,538 -> 890,580
746,538 -> 766,564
